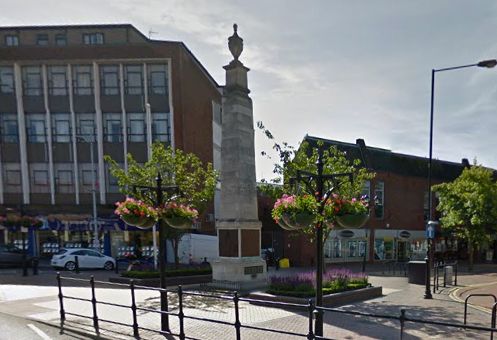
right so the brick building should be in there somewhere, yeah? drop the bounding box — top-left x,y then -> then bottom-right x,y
261,135 -> 480,267
0,24 -> 222,257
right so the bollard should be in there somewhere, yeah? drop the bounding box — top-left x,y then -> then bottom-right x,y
178,286 -> 185,340
233,292 -> 241,340
307,299 -> 315,340
90,276 -> 99,334
56,272 -> 66,329
130,280 -> 139,338
400,308 -> 406,340
75,255 -> 80,274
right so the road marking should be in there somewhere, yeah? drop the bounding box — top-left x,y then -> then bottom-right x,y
27,323 -> 53,340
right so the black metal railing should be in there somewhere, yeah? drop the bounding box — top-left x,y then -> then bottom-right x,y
57,273 -> 496,340
433,260 -> 458,293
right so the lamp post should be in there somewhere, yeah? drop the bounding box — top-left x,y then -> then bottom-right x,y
78,136 -> 99,251
425,58 -> 497,299
290,147 -> 353,336
133,173 -> 178,333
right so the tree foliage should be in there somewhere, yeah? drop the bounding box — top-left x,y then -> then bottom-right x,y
433,164 -> 497,269
257,122 -> 375,241
104,143 -> 218,266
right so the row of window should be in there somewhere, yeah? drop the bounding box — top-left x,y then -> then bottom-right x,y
361,180 -> 384,219
3,32 -> 104,47
0,64 -> 168,96
0,113 -> 170,143
4,166 -> 118,193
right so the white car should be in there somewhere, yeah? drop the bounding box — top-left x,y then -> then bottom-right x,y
51,248 -> 116,271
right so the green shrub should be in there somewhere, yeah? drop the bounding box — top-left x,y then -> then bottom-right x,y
122,267 -> 212,279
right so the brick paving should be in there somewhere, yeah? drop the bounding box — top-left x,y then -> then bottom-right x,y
2,264 -> 497,339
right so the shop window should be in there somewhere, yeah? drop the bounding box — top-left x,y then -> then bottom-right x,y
52,114 -> 71,143
374,181 -> 384,219
348,240 -> 358,257
26,116 -> 46,143
100,65 -> 119,95
36,34 -> 49,46
358,240 -> 367,257
0,66 -> 14,94
148,64 -> 168,95
34,170 -> 49,185
152,113 -> 170,142
55,34 -> 67,46
1,115 -> 18,143
22,66 -> 42,96
48,66 -> 67,96
124,65 -> 143,95
128,116 -> 145,142
5,35 -> 19,46
83,33 -> 104,45
333,239 -> 341,258
73,65 -> 93,95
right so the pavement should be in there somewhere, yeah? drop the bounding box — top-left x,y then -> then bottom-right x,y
1,262 -> 497,339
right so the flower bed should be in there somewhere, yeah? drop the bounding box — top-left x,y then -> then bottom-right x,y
121,267 -> 212,279
267,269 -> 368,298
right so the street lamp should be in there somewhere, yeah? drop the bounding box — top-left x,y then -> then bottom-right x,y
77,135 -> 99,251
425,58 -> 497,299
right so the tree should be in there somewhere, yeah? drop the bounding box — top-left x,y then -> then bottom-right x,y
433,164 -> 497,270
257,122 -> 375,246
104,143 -> 217,267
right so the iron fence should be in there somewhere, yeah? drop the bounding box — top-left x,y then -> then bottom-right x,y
57,273 -> 496,339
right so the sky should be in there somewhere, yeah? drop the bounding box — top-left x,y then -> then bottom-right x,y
2,0 -> 497,181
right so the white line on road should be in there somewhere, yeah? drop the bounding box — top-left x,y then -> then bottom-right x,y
27,323 -> 53,340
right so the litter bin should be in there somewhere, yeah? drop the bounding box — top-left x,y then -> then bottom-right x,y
407,260 -> 426,285
444,266 -> 453,285
279,258 -> 290,269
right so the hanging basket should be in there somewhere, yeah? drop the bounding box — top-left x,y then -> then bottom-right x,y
281,212 -> 315,229
276,218 -> 301,231
121,214 -> 143,227
164,216 -> 194,229
136,216 -> 156,229
324,219 -> 343,230
335,214 -> 369,229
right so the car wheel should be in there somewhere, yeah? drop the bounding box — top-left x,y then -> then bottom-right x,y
65,261 -> 76,271
104,261 -> 114,271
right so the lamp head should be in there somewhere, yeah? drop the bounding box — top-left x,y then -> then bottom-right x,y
477,59 -> 497,68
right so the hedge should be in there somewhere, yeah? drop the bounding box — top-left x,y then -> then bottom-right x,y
122,268 -> 212,279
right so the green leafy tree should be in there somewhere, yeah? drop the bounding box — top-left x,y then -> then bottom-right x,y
257,122 -> 375,245
104,143 -> 217,267
433,164 -> 497,270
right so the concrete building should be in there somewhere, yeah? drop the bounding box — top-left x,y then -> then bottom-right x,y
0,24 -> 222,257
261,135 -> 489,267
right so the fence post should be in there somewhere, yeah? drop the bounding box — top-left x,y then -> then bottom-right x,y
433,263 -> 436,293
233,292 -> 241,340
307,299 -> 314,340
454,262 -> 458,286
75,255 -> 80,274
178,285 -> 185,340
56,272 -> 65,329
130,280 -> 139,338
443,265 -> 447,288
491,302 -> 497,340
399,308 -> 406,340
90,276 -> 99,334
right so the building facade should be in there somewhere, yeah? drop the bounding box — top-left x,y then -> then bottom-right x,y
261,135 -> 483,267
0,24 -> 222,257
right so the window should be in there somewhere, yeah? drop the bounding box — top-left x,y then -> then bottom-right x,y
1,115 -> 18,143
124,65 -> 143,95
36,34 -> 49,46
26,116 -> 46,143
129,118 -> 145,142
73,65 -> 93,95
374,181 -> 384,219
34,170 -> 49,185
78,119 -> 95,138
6,170 -> 21,185
22,66 -> 42,96
55,34 -> 67,46
0,66 -> 14,94
83,33 -> 104,45
5,35 -> 19,46
148,64 -> 168,95
57,170 -> 73,185
104,113 -> 121,142
52,114 -> 71,142
152,113 -> 170,142
361,180 -> 371,199
48,66 -> 67,96
100,65 -> 119,95
82,169 -> 96,185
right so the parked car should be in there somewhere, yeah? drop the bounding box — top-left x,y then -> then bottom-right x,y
0,244 -> 31,267
51,248 -> 116,271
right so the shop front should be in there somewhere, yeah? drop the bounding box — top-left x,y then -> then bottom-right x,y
373,229 -> 427,262
324,229 -> 368,263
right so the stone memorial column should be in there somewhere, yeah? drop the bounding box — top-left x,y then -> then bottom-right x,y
211,24 -> 267,290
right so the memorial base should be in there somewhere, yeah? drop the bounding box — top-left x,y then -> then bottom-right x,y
210,257 -> 268,292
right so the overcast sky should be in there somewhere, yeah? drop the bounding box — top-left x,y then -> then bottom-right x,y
3,1 -> 497,180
